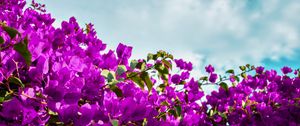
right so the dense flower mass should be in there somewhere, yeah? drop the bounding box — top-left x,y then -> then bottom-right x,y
0,0 -> 300,125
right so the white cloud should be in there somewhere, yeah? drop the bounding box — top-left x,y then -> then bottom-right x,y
42,0 -> 300,73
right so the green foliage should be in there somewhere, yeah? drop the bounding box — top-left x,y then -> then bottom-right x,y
111,119 -> 119,126
234,76 -> 240,82
140,71 -> 153,92
116,65 -> 127,75
13,37 -> 32,66
219,82 -> 228,91
154,63 -> 169,81
130,60 -> 138,70
102,70 -> 117,83
1,25 -> 20,39
109,85 -> 123,97
175,105 -> 182,117
241,72 -> 247,79
128,72 -> 145,89
136,61 -> 146,71
8,76 -> 24,88
225,69 -> 234,74
162,59 -> 172,70
199,76 -> 208,81
0,36 -> 4,44
239,66 -> 246,71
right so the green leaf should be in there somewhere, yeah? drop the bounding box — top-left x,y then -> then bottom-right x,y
239,66 -> 246,71
246,64 -> 250,68
219,112 -> 227,119
142,118 -> 147,126
242,100 -> 246,108
130,74 -> 144,89
0,36 -> 4,44
152,54 -> 158,60
161,73 -> 169,81
141,72 -> 153,92
162,59 -> 172,70
101,69 -> 110,78
225,69 -> 234,74
0,90 -> 6,97
46,115 -> 63,125
156,112 -> 167,120
168,109 -> 177,117
107,72 -> 116,83
8,77 -> 24,88
48,110 -> 58,115
157,50 -> 166,58
219,82 -> 228,91
175,105 -> 182,117
4,92 -> 13,101
108,80 -> 119,86
179,80 -> 186,85
130,60 -> 138,70
209,109 -> 217,116
13,37 -> 32,66
157,83 -> 167,92
199,76 -> 208,81
147,53 -> 154,61
160,101 -> 169,106
234,76 -> 240,82
2,25 -> 20,39
0,97 -> 4,102
166,53 -> 174,60
111,119 -> 119,126
109,85 -> 123,97
136,61 -> 146,71
101,70 -> 116,83
241,72 -> 247,78
155,64 -> 169,81
116,65 -> 127,75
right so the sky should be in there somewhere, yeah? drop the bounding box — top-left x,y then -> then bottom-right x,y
35,0 -> 300,76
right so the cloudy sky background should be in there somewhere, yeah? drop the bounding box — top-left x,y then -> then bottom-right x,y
37,0 -> 300,77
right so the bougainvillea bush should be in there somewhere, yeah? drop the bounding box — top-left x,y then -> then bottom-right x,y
1,0 -> 300,125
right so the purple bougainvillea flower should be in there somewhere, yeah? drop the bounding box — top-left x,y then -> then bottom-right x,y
281,66 -> 292,74
205,64 -> 215,73
58,104 -> 79,123
256,66 -> 264,74
75,103 -> 96,125
186,62 -> 193,71
174,59 -> 185,70
180,71 -> 190,80
22,106 -> 38,125
174,59 -> 193,71
294,70 -> 298,75
116,43 -> 132,65
209,73 -> 218,83
0,98 -> 23,120
171,74 -> 181,84
36,55 -> 49,74
101,50 -> 118,70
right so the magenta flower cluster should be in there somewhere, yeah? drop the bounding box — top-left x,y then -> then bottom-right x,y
0,0 -> 300,125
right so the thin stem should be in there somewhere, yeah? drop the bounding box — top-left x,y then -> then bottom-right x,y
201,69 -> 254,86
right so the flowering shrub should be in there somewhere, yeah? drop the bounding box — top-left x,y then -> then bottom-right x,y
0,0 -> 300,125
